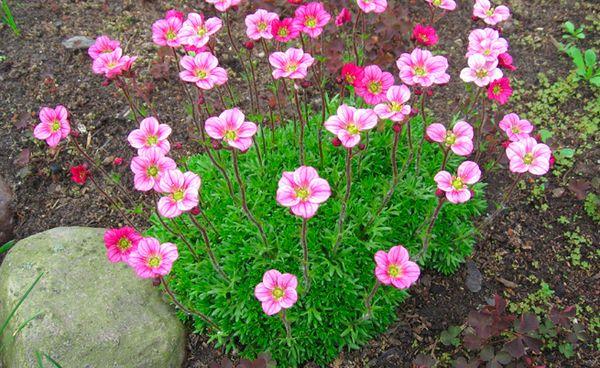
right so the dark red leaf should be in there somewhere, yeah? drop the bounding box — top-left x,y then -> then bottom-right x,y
14,148 -> 30,167
505,338 -> 525,358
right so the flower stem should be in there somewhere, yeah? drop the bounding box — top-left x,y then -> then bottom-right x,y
160,277 -> 220,332
87,171 -> 137,229
415,93 -> 428,174
292,86 -> 307,165
224,12 -> 240,54
188,214 -> 230,282
415,197 -> 445,261
280,310 -> 292,340
300,218 -> 310,295
440,148 -> 450,171
363,280 -> 380,320
333,148 -> 353,255
352,11 -> 363,64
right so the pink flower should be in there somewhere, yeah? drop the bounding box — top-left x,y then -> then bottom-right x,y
151,16 -> 183,47
92,48 -> 137,79
205,108 -> 258,151
276,166 -> 331,219
104,227 -> 142,263
70,164 -> 90,185
425,0 -> 456,11
254,269 -> 298,315
374,245 -> 420,289
426,121 -> 474,156
460,54 -> 502,87
498,52 -> 516,71
355,65 -> 395,105
165,9 -> 185,22
487,77 -> 512,105
325,104 -> 378,148
179,52 -> 228,90
184,44 -> 209,56
293,2 -> 331,38
34,105 -> 71,148
205,0 -> 241,12
127,117 -> 172,156
335,8 -> 352,27
130,151 -> 177,192
412,24 -> 438,47
434,161 -> 481,204
341,63 -> 364,87
157,170 -> 201,218
179,13 -> 222,48
499,113 -> 533,142
466,28 -> 508,62
269,48 -> 315,80
506,137 -> 551,176
245,9 -> 279,40
396,48 -> 450,87
473,0 -> 510,25
88,35 -> 120,59
373,85 -> 412,122
128,237 -> 179,278
271,18 -> 301,42
356,0 -> 387,14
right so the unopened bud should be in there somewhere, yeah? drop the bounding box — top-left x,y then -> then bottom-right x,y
358,143 -> 366,150
435,188 -> 445,198
243,40 -> 254,50
300,80 -> 312,89
549,154 -> 555,168
501,140 -> 510,148
392,124 -> 402,133
332,137 -> 342,147
190,206 -> 200,215
414,88 -> 423,96
410,107 -> 419,116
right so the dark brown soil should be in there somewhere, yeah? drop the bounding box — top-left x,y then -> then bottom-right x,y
0,1 -> 598,368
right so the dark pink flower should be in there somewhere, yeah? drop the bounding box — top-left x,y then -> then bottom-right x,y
335,8 -> 352,27
498,52 -> 516,71
487,77 -> 512,105
104,227 -> 142,263
412,24 -> 438,47
271,18 -> 301,42
355,65 -> 395,105
70,164 -> 90,185
341,63 -> 364,87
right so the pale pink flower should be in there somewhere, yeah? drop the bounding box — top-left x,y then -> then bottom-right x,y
396,48 -> 450,87
127,117 -> 172,156
157,170 -> 201,218
325,104 -> 378,148
92,48 -> 137,79
499,113 -> 534,142
276,166 -> 331,219
254,269 -> 298,315
473,0 -> 510,25
34,105 -> 71,148
374,245 -> 420,289
179,13 -> 222,48
88,35 -> 120,59
434,161 -> 481,204
269,48 -> 315,80
128,237 -> 179,278
466,28 -> 508,62
355,65 -> 395,105
460,54 -> 503,87
506,137 -> 551,176
245,9 -> 279,40
179,52 -> 228,90
373,85 -> 412,122
425,0 -> 456,11
357,0 -> 387,14
205,0 -> 241,12
130,151 -> 177,192
293,2 -> 331,38
426,121 -> 474,156
205,108 -> 258,151
104,227 -> 142,263
152,17 -> 183,47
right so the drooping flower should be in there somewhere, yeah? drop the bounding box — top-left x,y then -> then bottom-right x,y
205,0 -> 241,12
355,65 -> 395,105
151,16 -> 183,47
374,245 -> 420,289
356,0 -> 387,14
271,18 -> 301,42
324,104 -> 378,148
499,113 -> 533,142
341,63 -> 364,87
293,2 -> 331,38
157,170 -> 201,218
128,237 -> 179,278
426,121 -> 474,156
269,48 -> 315,80
396,48 -> 450,87
374,85 -> 412,122
88,35 -> 120,59
335,8 -> 352,27
179,12 -> 222,48
434,161 -> 481,204
425,0 -> 457,11
179,52 -> 228,90
34,105 -> 71,148
165,9 -> 185,22
70,164 -> 90,185
506,137 -> 551,176
254,269 -> 298,315
473,0 -> 510,25
245,9 -> 279,40
276,166 -> 331,219
487,77 -> 512,105
460,54 -> 502,87
130,151 -> 177,192
127,117 -> 172,156
466,28 -> 508,62
91,48 -> 137,79
497,52 -> 516,71
412,24 -> 439,47
104,227 -> 142,263
205,108 -> 258,151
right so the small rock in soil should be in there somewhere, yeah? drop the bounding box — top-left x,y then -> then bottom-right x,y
0,175 -> 15,245
62,36 -> 95,50
466,261 -> 483,293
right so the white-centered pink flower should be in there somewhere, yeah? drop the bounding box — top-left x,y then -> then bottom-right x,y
276,166 -> 331,219
425,0 -> 456,11
179,12 -> 222,48
325,104 -> 378,148
254,269 -> 298,315
91,48 -> 137,79
499,113 -> 534,142
269,48 -> 315,80
466,28 -> 508,62
396,48 -> 450,87
205,0 -> 241,12
205,108 -> 258,151
179,52 -> 228,90
128,237 -> 179,279
88,35 -> 120,59
460,54 -> 502,87
245,9 -> 279,40
357,0 -> 388,14
374,245 -> 420,289
473,0 -> 510,25
434,161 -> 481,204
426,121 -> 474,156
506,137 -> 551,176
157,170 -> 201,218
127,117 -> 171,156
130,151 -> 177,192
374,85 -> 412,122
293,2 -> 331,39
34,105 -> 71,148
152,16 -> 183,47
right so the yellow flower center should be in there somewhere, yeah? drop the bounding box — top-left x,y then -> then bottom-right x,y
166,30 -> 177,40
444,132 -> 457,146
51,120 -> 61,132
278,28 -> 289,37
368,81 -> 382,94
147,165 -> 159,177
433,0 -> 442,6
258,22 -> 268,31
484,49 -> 491,56
197,27 -> 207,37
195,69 -> 207,79
414,66 -> 426,76
511,127 -> 521,133
305,16 -> 317,28
224,130 -> 237,141
285,63 -> 298,73
452,177 -> 464,190
390,102 -> 404,112
523,153 -> 534,165
486,9 -> 494,16
388,264 -> 402,278
172,189 -> 184,201
117,237 -> 132,251
107,61 -> 118,69
147,135 -> 158,146
272,287 -> 284,300
493,84 -> 502,94
347,123 -> 360,135
295,187 -> 310,201
476,69 -> 488,79
148,255 -> 162,268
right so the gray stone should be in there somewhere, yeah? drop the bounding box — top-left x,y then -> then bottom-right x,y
0,176 -> 14,245
61,36 -> 95,50
0,227 -> 186,368
465,261 -> 482,293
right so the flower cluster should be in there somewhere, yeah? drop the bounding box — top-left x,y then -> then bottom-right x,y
89,35 -> 137,79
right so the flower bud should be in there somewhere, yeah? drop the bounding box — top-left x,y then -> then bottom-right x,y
190,206 -> 200,215
426,89 -> 433,96
549,154 -> 555,168
172,141 -> 183,150
335,76 -> 344,85
300,80 -> 312,89
152,278 -> 161,287
113,157 -> 123,166
501,140 -> 510,148
410,107 -> 419,116
211,139 -> 222,150
243,40 -> 255,50
358,143 -> 366,150
197,94 -> 205,105
392,123 -> 402,133
435,188 -> 445,198
471,15 -> 479,22
414,88 -> 423,96
332,137 -> 342,147
469,188 -> 476,198
70,130 -> 80,138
